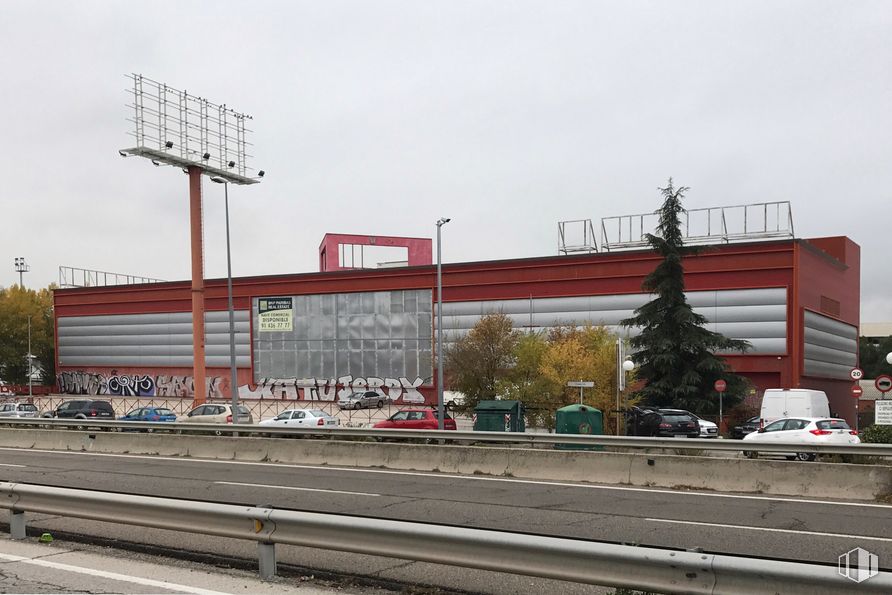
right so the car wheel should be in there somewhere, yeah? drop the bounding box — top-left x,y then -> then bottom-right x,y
377,400 -> 384,408
795,452 -> 816,462
354,403 -> 362,410
214,429 -> 223,437
743,451 -> 758,459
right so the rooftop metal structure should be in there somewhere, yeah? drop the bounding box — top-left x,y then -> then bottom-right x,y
59,266 -> 165,288
558,219 -> 598,255
558,201 -> 795,253
601,201 -> 795,251
120,74 -> 261,185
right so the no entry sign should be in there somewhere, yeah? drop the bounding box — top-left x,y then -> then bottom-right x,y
714,379 -> 727,393
851,384 -> 863,398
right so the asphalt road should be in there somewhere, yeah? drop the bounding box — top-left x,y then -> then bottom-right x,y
1,446 -> 890,593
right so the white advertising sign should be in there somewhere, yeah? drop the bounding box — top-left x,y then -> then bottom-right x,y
875,401 -> 892,426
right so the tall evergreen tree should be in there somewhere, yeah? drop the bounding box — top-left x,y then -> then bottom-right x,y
621,180 -> 750,412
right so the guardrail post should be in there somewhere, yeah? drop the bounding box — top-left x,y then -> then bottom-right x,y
10,510 -> 26,540
258,542 -> 276,579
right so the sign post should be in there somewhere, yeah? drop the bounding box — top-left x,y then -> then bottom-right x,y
714,379 -> 727,434
567,381 -> 595,405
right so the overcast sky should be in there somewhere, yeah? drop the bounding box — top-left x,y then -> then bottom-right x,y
1,1 -> 889,321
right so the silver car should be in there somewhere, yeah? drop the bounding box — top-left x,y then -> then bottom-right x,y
337,391 -> 387,410
0,402 -> 39,418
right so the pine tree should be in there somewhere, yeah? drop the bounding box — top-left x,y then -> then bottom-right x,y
621,180 -> 750,412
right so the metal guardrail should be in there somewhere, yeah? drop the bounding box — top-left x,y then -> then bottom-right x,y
2,481 -> 888,593
1,417 -> 891,457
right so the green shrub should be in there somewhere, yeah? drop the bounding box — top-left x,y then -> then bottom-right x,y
860,424 -> 892,444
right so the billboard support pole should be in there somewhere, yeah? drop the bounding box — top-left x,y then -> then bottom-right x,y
189,166 -> 206,406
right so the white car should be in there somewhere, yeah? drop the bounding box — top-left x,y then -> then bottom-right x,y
693,415 -> 719,438
742,417 -> 859,461
260,408 -> 339,428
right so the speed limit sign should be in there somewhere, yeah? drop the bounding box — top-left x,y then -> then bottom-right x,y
850,368 -> 864,381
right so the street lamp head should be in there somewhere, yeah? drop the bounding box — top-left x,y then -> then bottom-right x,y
622,358 -> 636,372
210,176 -> 227,184
437,217 -> 451,226
886,352 -> 892,365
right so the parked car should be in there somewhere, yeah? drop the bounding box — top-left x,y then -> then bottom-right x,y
119,407 -> 177,423
373,408 -> 456,430
43,399 -> 115,420
742,417 -> 859,461
731,416 -> 760,440
0,402 -> 40,418
338,391 -> 387,410
626,407 -> 700,438
177,403 -> 254,425
260,408 -> 339,428
692,415 -> 718,438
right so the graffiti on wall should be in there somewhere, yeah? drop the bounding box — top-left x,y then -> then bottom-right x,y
240,376 -> 427,402
58,371 -> 430,403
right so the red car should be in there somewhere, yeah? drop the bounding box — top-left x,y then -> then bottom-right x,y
373,408 -> 457,430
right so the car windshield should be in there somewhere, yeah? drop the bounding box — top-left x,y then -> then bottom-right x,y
816,419 -> 850,430
153,408 -> 173,416
661,415 -> 693,423
309,410 -> 327,417
20,404 -> 37,412
237,406 -> 250,415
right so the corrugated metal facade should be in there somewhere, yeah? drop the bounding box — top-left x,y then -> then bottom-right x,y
53,236 -> 861,420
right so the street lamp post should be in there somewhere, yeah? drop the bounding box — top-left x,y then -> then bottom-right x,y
436,217 -> 451,431
27,316 -> 32,399
615,337 -> 635,435
211,177 -> 239,426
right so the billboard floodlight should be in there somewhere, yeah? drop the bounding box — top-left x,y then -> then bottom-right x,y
121,74 -> 262,185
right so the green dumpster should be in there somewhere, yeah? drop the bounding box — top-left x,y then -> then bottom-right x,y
554,404 -> 603,450
473,400 -> 526,432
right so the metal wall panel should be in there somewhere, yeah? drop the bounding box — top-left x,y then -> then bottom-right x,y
803,310 -> 857,379
252,289 -> 433,382
57,311 -> 251,367
438,288 -> 787,355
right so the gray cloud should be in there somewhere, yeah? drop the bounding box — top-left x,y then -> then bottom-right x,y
1,0 -> 889,320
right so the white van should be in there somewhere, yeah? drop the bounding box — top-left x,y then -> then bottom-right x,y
760,389 -> 830,425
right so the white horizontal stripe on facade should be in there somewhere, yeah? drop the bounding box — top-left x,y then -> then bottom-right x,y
58,311 -> 251,368
438,288 -> 787,355
802,311 -> 857,380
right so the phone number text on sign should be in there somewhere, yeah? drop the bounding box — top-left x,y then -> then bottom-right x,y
260,312 -> 293,331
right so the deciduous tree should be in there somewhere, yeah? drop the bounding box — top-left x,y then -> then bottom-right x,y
0,285 -> 55,385
445,313 -> 520,412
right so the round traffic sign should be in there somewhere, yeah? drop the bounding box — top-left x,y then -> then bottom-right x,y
876,375 -> 892,394
714,379 -> 727,393
850,368 -> 864,381
851,384 -> 863,398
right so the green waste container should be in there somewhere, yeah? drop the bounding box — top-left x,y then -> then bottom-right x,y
473,400 -> 526,432
554,404 -> 603,450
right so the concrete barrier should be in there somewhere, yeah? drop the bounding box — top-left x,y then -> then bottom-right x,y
3,429 -> 891,500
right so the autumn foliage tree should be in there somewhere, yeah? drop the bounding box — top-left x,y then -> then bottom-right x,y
444,313 -> 520,412
0,284 -> 56,385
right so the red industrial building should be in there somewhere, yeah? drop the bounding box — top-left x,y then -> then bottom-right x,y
54,231 -> 860,423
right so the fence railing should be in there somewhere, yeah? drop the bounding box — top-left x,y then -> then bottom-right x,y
2,481 -> 887,593
1,418 -> 890,456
